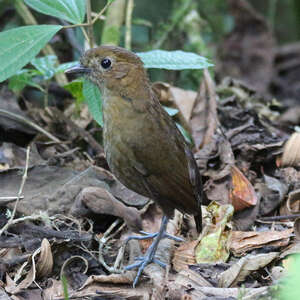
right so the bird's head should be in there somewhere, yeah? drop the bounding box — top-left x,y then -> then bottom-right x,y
66,45 -> 148,96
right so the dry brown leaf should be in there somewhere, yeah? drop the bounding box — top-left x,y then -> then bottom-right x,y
152,81 -> 172,104
5,254 -> 36,294
81,273 -> 135,288
169,86 -> 197,124
230,229 -> 293,256
172,240 -> 197,272
230,165 -> 257,211
36,239 -> 53,278
287,189 -> 300,213
44,277 -> 151,300
218,252 -> 279,287
152,82 -> 197,126
189,70 -> 218,150
280,241 -> 300,259
281,133 -> 300,167
294,218 -> 300,240
175,269 -> 268,299
71,186 -> 142,232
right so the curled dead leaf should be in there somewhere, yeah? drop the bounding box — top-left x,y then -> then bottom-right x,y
5,247 -> 41,294
287,189 -> 300,214
281,133 -> 300,167
152,82 -> 172,104
60,255 -> 88,289
36,238 -> 53,278
218,252 -> 279,287
230,165 -> 257,211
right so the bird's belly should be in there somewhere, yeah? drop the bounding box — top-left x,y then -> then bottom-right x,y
103,124 -> 150,198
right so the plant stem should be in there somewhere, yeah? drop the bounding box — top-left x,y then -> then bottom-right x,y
153,0 -> 193,49
125,0 -> 134,50
268,0 -> 278,30
101,0 -> 126,45
86,0 -> 94,48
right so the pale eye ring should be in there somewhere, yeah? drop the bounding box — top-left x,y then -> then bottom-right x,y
101,58 -> 111,69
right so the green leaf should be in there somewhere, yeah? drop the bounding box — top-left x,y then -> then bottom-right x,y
64,79 -> 84,102
83,78 -> 103,127
279,255 -> 300,300
31,55 -> 57,80
25,0 -> 86,24
137,50 -> 214,70
0,25 -> 62,83
164,106 -> 178,116
55,61 -> 79,74
8,69 -> 44,93
176,123 -> 192,144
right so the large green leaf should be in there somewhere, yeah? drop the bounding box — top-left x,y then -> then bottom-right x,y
83,78 -> 103,127
25,0 -> 86,24
0,25 -> 62,83
137,50 -> 213,70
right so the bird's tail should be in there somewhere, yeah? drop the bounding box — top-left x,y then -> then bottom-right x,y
194,214 -> 202,233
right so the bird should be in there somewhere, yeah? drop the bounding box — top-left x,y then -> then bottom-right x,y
66,45 -> 203,286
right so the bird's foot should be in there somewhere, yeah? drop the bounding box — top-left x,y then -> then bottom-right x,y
124,216 -> 184,287
124,234 -> 167,287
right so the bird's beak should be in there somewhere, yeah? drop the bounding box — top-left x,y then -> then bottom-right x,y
65,64 -> 91,74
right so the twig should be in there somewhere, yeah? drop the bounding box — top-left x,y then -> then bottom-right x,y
91,1 -> 113,25
153,0 -> 193,49
259,214 -> 300,221
97,219 -> 125,273
125,0 -> 134,50
86,0 -> 94,48
47,107 -> 104,154
0,109 -> 61,143
0,196 -> 24,205
62,1 -> 112,29
0,146 -> 30,236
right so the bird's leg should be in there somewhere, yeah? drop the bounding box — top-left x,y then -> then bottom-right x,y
124,215 -> 183,287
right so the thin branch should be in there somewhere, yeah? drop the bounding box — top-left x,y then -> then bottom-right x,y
62,22 -> 90,29
0,146 -> 30,236
125,0 -> 134,50
259,214 -> 300,221
80,26 -> 90,45
62,1 -> 112,30
97,219 -> 124,273
92,1 -> 112,25
86,0 -> 94,48
0,109 -> 61,143
0,196 -> 24,205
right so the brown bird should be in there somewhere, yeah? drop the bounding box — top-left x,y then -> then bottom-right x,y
66,45 -> 203,286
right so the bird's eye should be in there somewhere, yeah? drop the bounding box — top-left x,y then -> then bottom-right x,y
101,58 -> 111,69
